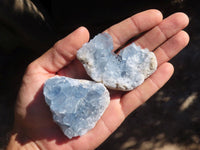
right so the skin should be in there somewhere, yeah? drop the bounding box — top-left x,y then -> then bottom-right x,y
7,9 -> 189,150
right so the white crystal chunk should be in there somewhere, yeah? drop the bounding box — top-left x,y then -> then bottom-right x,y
77,33 -> 157,91
43,76 -> 110,139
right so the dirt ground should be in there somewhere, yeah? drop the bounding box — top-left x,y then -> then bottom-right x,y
0,0 -> 200,149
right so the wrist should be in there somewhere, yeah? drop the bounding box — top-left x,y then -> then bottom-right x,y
7,132 -> 39,150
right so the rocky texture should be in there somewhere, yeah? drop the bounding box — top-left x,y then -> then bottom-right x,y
43,76 -> 110,139
77,33 -> 157,91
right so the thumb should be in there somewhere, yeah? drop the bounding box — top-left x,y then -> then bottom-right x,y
32,26 -> 90,74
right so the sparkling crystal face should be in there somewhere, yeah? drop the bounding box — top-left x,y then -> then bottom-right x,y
43,76 -> 110,139
77,33 -> 157,91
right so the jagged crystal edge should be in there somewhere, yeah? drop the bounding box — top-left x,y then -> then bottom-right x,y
77,33 -> 157,91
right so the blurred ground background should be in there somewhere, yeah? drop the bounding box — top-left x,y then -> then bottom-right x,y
0,0 -> 200,149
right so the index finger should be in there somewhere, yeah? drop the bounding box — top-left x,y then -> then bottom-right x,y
104,9 -> 163,50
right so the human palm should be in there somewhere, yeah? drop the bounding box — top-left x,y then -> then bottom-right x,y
8,10 -> 189,150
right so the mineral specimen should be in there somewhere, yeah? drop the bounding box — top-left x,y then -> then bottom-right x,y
43,76 -> 110,139
77,33 -> 157,91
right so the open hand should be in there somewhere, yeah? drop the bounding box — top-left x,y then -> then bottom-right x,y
7,9 -> 189,150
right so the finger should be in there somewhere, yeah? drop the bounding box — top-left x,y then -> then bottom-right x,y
31,27 -> 90,74
121,62 -> 174,116
135,12 -> 189,51
155,30 -> 190,65
104,9 -> 163,50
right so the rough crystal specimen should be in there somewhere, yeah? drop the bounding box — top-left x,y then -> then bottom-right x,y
77,33 -> 157,91
43,76 -> 110,139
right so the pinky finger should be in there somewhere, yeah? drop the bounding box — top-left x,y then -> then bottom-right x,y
121,62 -> 174,116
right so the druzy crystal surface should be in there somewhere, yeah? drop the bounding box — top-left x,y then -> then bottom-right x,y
77,33 -> 157,91
43,76 -> 110,139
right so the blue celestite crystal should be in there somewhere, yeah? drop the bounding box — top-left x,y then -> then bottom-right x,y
43,76 -> 110,139
77,33 -> 157,91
